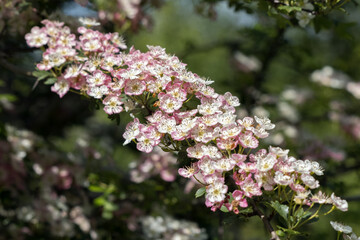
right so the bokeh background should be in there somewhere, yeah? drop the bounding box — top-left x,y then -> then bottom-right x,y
0,0 -> 359,239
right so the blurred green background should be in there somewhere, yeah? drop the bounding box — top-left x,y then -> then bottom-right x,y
0,0 -> 359,239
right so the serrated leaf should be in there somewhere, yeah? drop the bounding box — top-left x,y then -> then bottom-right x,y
32,70 -> 52,80
278,5 -> 302,13
195,187 -> 206,198
44,77 -> 58,85
270,201 -> 289,221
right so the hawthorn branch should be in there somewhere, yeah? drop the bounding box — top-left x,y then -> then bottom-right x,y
265,0 -> 317,14
0,58 -> 33,77
250,201 -> 280,240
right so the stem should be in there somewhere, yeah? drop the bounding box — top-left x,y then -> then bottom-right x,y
294,204 -> 322,229
193,175 -> 206,186
250,201 -> 280,240
218,211 -> 224,240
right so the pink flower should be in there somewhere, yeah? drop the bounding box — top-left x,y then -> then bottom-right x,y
158,93 -> 182,113
136,133 -> 159,153
239,175 -> 262,198
86,70 -> 110,87
238,131 -> 259,149
124,79 -> 146,95
178,163 -> 199,178
216,137 -> 238,150
25,26 -> 49,48
103,95 -> 123,115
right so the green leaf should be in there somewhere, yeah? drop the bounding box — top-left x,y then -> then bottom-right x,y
104,184 -> 116,195
282,228 -> 301,235
294,208 -> 313,221
0,94 -> 17,102
270,201 -> 289,221
277,5 -> 302,13
195,187 -> 206,198
89,185 -> 105,193
103,201 -> 118,211
32,70 -> 52,80
44,77 -> 58,85
276,230 -> 285,237
220,205 -> 229,212
94,196 -> 106,206
102,211 -> 113,219
237,207 -> 253,214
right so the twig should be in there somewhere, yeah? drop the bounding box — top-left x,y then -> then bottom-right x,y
0,58 -> 32,77
250,200 -> 280,240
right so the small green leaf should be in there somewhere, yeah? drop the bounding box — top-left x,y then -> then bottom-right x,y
220,205 -> 229,212
94,196 -> 106,206
32,70 -> 52,80
44,77 -> 58,85
276,230 -> 285,237
237,207 -> 253,214
103,201 -> 118,211
195,187 -> 206,198
104,184 -> 116,195
102,211 -> 113,219
270,201 -> 289,221
283,228 -> 301,235
89,185 -> 105,193
0,94 -> 17,102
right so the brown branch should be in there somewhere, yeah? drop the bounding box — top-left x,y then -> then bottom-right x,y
0,57 -> 32,77
250,200 -> 280,240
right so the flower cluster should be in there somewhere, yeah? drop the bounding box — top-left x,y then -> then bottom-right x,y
330,221 -> 360,240
140,215 -> 208,240
129,146 -> 177,183
0,125 -> 97,239
26,20 -> 348,218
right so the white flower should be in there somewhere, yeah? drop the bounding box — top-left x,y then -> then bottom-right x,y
274,171 -> 293,186
198,157 -> 216,175
224,92 -> 240,107
296,12 -> 315,28
301,174 -> 320,189
215,158 -> 236,172
257,153 -> 277,172
218,112 -> 237,126
157,117 -> 176,134
255,116 -> 275,130
123,119 -> 140,145
330,221 -> 352,234
79,17 -> 100,27
205,182 -> 228,203
343,233 -> 360,240
346,82 -> 360,99
330,193 -> 348,212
